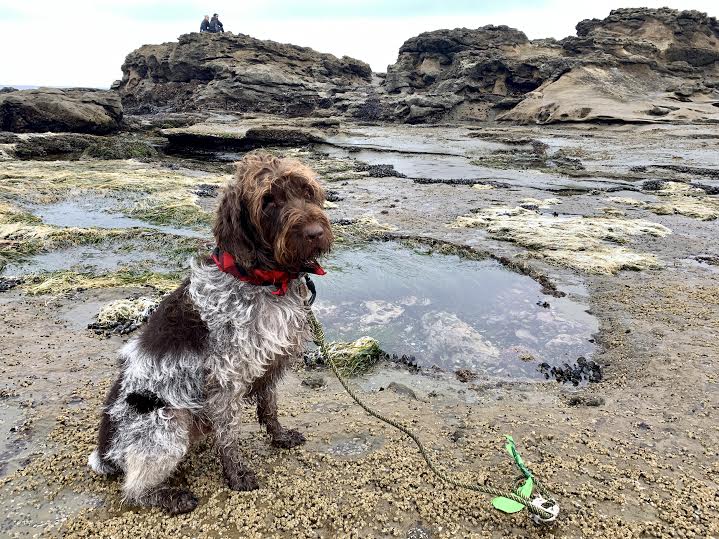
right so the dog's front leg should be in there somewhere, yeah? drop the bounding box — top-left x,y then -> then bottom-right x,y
217,441 -> 260,492
256,384 -> 306,449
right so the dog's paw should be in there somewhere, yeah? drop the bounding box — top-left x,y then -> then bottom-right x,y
271,428 -> 306,449
161,489 -> 199,515
226,470 -> 260,492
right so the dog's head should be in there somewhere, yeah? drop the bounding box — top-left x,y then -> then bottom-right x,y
213,152 -> 333,272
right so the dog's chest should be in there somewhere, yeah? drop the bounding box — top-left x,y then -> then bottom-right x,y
212,290 -> 307,359
188,265 -> 309,389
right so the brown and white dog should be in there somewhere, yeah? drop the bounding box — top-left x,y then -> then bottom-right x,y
88,152 -> 333,514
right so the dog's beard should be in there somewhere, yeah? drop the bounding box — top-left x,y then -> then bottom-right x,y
273,217 -> 332,271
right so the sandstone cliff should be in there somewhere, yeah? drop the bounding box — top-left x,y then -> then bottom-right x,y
385,8 -> 719,123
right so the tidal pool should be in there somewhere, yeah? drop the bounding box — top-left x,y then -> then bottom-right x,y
2,245 -> 166,276
313,242 -> 597,379
30,199 -> 206,238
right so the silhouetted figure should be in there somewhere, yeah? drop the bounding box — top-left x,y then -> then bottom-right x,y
200,15 -> 210,33
209,13 -> 224,33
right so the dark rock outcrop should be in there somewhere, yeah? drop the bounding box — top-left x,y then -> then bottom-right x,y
0,88 -> 123,133
115,8 -> 719,125
384,8 -> 719,123
118,32 -> 372,116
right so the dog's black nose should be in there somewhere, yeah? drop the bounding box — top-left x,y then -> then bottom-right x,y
304,223 -> 324,241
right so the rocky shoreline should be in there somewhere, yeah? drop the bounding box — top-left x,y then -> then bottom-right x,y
0,5 -> 718,539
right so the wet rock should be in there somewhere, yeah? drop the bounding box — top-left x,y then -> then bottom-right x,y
612,184 -> 719,220
13,133 -> 95,158
309,118 -> 341,128
472,149 -> 547,171
325,190 -> 343,202
304,336 -> 384,377
193,184 -> 220,197
331,218 -> 355,226
302,375 -> 326,389
349,94 -> 384,121
140,112 -> 207,129
550,152 -> 585,171
567,395 -> 606,407
0,277 -> 22,292
387,353 -> 420,373
0,388 -> 18,399
455,368 -> 478,383
386,382 -> 418,400
643,179 -> 666,191
87,296 -> 159,336
164,122 -> 326,152
0,88 -> 123,133
412,177 -> 510,188
695,255 -> 719,266
652,164 -> 719,179
12,133 -> 157,160
453,205 -> 670,274
354,163 -> 407,178
406,525 -> 433,539
692,182 -> 719,196
423,312 -> 499,364
0,132 -> 20,144
81,136 -> 158,159
538,357 -> 603,385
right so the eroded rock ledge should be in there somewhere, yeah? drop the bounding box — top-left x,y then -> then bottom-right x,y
0,88 -> 123,134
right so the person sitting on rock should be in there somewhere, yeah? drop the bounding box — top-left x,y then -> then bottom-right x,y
209,13 -> 224,33
200,15 -> 210,32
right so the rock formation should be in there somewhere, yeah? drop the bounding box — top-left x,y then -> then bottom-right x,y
118,32 -> 372,116
9,8 -> 716,129
384,8 -> 719,123
0,88 -> 123,133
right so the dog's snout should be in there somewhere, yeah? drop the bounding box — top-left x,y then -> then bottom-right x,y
303,223 -> 325,241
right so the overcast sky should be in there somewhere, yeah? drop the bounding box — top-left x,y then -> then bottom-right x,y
1,0 -> 717,88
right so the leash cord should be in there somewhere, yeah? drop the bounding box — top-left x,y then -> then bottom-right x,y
306,308 -> 555,521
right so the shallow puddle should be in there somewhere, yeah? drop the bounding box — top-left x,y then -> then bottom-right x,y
30,199 -> 206,238
317,144 -> 634,192
314,242 -> 597,379
3,244 -> 166,276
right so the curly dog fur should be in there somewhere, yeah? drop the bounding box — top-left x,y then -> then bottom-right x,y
88,152 -> 333,514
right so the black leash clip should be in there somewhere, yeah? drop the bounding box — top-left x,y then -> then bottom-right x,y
304,274 -> 317,306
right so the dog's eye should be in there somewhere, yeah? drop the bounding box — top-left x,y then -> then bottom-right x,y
262,195 -> 274,209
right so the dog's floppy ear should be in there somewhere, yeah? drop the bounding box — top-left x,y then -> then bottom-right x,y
213,184 -> 257,269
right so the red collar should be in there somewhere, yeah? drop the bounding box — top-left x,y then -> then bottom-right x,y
211,248 -> 325,296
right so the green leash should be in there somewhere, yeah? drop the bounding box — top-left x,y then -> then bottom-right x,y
306,308 -> 560,524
